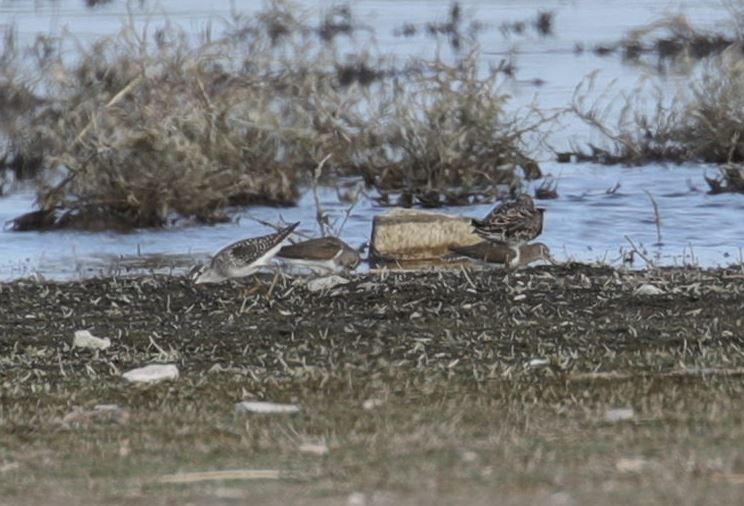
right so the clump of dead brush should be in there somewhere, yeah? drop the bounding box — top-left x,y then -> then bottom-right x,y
569,54 -> 744,166
673,53 -> 744,163
355,50 -> 551,203
568,73 -> 688,165
0,27 -> 55,185
5,2 -> 375,229
3,1 -> 550,230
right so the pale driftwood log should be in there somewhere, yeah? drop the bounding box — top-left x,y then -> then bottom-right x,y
370,208 -> 481,261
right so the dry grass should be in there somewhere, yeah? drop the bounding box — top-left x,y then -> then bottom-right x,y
570,52 -> 744,169
355,51 -> 547,204
3,266 -> 744,504
0,2 -> 542,229
570,8 -> 744,171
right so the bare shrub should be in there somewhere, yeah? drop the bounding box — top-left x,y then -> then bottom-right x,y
569,73 -> 688,165
570,54 -> 744,166
677,53 -> 744,163
6,3 -> 365,228
3,2 -> 545,229
356,51 -> 547,203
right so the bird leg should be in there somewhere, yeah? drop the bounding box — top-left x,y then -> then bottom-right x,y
238,276 -> 263,298
265,269 -> 281,300
506,245 -> 521,270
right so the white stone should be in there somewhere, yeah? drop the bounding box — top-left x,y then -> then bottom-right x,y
122,364 -> 179,384
615,457 -> 648,473
298,442 -> 329,456
234,401 -> 300,414
461,451 -> 478,463
347,492 -> 366,506
356,282 -> 380,291
634,283 -> 664,296
528,358 -> 550,367
73,330 -> 111,350
362,398 -> 385,410
306,275 -> 349,292
604,407 -> 634,422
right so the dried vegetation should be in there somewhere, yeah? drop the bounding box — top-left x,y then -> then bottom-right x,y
3,266 -> 744,504
568,9 -> 744,192
0,1 -> 542,230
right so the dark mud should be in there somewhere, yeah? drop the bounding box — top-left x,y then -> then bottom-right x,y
2,265 -> 744,505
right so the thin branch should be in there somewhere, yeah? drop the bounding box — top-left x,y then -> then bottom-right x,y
624,235 -> 655,267
643,190 -> 662,245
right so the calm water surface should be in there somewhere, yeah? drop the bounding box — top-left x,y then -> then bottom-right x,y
0,0 -> 741,279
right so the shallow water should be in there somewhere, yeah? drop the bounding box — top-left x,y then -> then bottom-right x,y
0,0 -> 742,279
3,162 -> 740,280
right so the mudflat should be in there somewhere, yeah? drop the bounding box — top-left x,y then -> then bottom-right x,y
2,265 -> 744,505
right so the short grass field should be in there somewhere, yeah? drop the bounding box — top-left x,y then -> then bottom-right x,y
3,265 -> 744,505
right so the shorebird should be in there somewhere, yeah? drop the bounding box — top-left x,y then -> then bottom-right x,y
471,194 -> 545,265
192,222 -> 299,284
275,236 -> 362,274
449,241 -> 552,269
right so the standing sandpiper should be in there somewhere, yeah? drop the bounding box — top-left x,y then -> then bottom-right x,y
471,194 -> 545,265
276,236 -> 362,274
192,222 -> 299,284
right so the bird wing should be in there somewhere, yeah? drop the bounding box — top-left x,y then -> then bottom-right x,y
212,222 -> 299,266
449,242 -> 513,263
278,237 -> 345,260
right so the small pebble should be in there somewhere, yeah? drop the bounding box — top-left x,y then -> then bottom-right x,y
528,358 -> 549,367
347,492 -> 366,506
122,364 -> 179,384
615,457 -> 648,473
234,401 -> 300,414
306,275 -> 349,292
604,407 -> 634,422
362,398 -> 385,410
634,283 -> 664,296
73,330 -> 111,350
298,442 -> 329,456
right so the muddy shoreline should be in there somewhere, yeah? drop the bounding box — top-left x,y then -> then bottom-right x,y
3,264 -> 744,378
3,265 -> 744,505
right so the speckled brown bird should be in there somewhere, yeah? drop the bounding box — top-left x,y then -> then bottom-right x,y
276,236 -> 361,274
192,222 -> 299,284
471,194 -> 545,264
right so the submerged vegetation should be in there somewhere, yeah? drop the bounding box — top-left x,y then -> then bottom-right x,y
0,1 -> 542,230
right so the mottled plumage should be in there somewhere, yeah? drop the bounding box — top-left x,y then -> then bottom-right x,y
276,236 -> 361,274
449,241 -> 551,268
471,194 -> 545,245
193,222 -> 299,284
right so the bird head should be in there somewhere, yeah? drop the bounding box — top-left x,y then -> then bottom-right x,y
190,264 -> 224,284
522,242 -> 553,265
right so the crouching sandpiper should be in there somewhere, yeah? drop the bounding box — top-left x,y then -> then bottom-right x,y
192,222 -> 299,284
276,236 -> 362,274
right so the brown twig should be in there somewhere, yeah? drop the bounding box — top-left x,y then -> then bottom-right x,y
643,190 -> 662,244
624,235 -> 655,267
